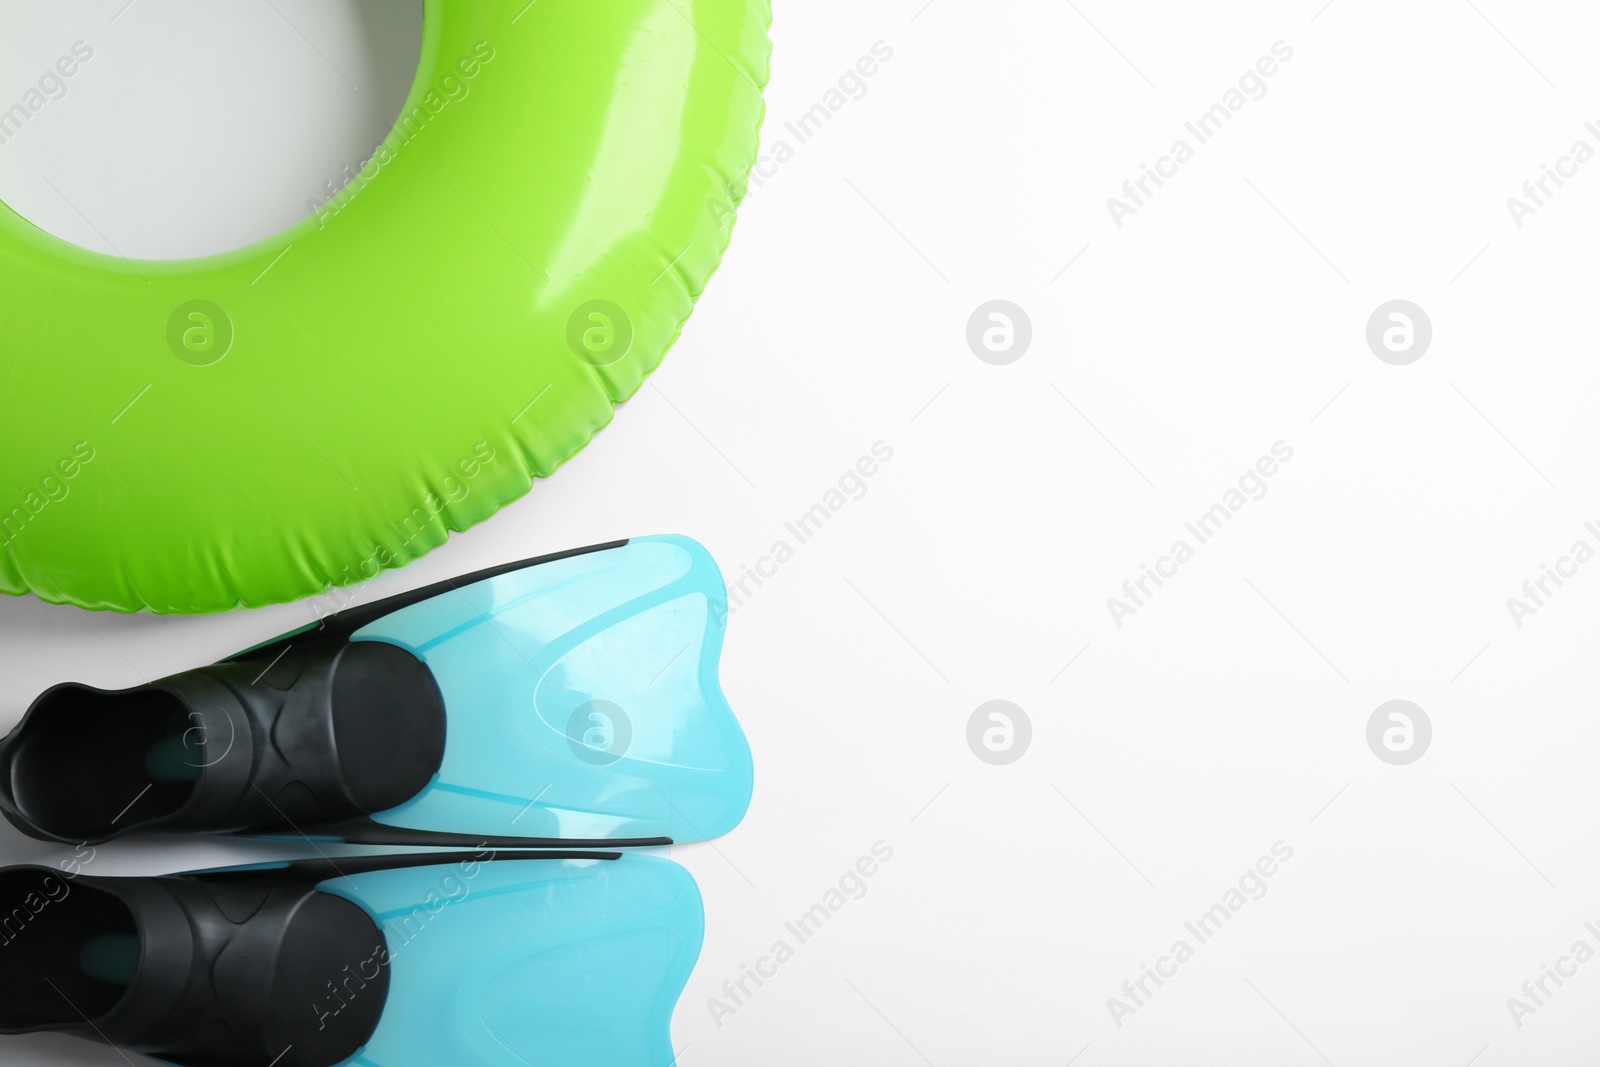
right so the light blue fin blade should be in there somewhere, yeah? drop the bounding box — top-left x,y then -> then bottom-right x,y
321,855 -> 701,1067
353,535 -> 753,844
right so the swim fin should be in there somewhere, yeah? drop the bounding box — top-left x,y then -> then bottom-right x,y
0,851 -> 702,1067
0,535 -> 753,848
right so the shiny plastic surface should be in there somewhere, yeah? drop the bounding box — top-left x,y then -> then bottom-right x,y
321,855 -> 702,1067
355,535 -> 753,844
0,0 -> 770,613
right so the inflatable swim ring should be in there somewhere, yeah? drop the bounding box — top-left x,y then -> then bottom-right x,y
0,0 -> 769,613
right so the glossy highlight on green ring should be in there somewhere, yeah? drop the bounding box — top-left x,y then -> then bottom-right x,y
0,0 -> 771,613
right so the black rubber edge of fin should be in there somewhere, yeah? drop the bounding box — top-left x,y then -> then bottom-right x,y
242,818 -> 672,850
225,538 -> 630,659
198,850 -> 623,885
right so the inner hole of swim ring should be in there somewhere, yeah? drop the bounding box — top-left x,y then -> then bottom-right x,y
0,0 -> 421,260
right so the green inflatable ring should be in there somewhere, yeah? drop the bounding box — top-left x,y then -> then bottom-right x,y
0,0 -> 768,613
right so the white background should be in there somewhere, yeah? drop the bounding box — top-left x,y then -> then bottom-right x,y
3,1 -> 1600,1064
